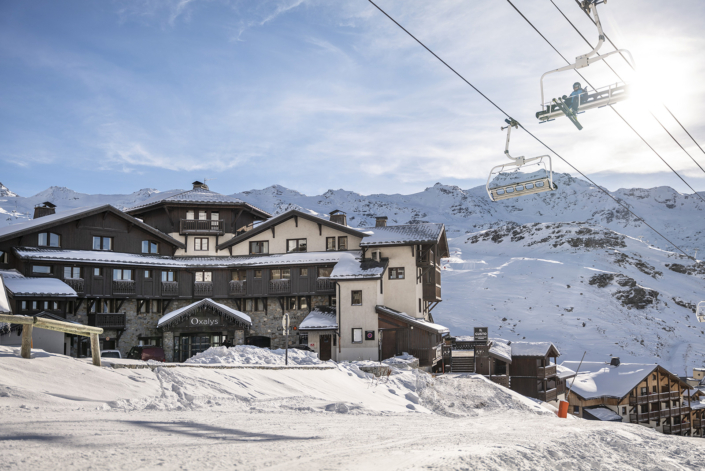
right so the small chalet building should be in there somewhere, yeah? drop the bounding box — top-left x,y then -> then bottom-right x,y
563,360 -> 702,437
0,183 -> 450,367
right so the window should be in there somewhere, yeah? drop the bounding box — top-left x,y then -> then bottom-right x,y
351,290 -> 362,306
38,232 -> 60,247
254,269 -> 262,279
287,297 -> 297,310
652,386 -> 657,393
113,269 -> 133,280
194,238 -> 209,251
352,328 -> 363,343
231,270 -> 246,281
372,250 -> 381,261
300,268 -> 309,277
330,294 -> 337,307
622,407 -> 627,415
419,298 -> 422,313
0,251 -> 7,264
195,271 -> 212,282
640,387 -> 648,395
93,236 -> 112,251
287,239 -> 307,253
573,406 -> 580,414
326,237 -> 336,251
64,267 -> 81,279
144,270 -> 152,279
211,212 -> 220,229
299,332 -> 309,345
318,267 -> 332,278
162,270 -> 176,282
299,296 -> 308,310
250,241 -> 269,255
246,298 -> 265,312
32,265 -> 52,274
139,300 -> 150,313
142,241 -> 159,254
338,236 -> 348,250
199,210 -> 207,220
271,268 -> 291,280
186,210 -> 194,220
389,268 -> 405,280
94,267 -> 102,277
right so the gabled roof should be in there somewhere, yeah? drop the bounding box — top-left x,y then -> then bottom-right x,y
583,406 -> 623,422
510,342 -> 560,358
157,298 -> 252,329
325,252 -> 387,280
359,223 -> 450,257
126,188 -> 271,219
0,204 -> 185,249
488,338 -> 512,364
561,362 -> 691,401
299,306 -> 337,331
3,276 -> 77,298
375,305 -> 449,334
217,209 -> 367,251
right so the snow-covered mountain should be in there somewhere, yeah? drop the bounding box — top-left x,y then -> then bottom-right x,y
1,175 -> 703,371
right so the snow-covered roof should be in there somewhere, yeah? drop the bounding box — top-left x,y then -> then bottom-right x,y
15,247 -> 359,269
0,205 -> 94,240
157,298 -> 252,328
583,406 -> 623,422
326,252 -> 387,280
510,342 -> 560,357
556,364 -> 577,380
299,306 -> 337,331
0,269 -> 23,279
691,401 -> 705,411
0,276 -> 11,313
560,362 -> 682,401
127,188 -> 271,217
375,305 -> 449,334
488,338 -> 512,363
359,223 -> 444,246
3,277 -> 77,297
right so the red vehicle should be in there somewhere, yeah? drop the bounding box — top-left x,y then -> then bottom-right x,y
127,346 -> 166,362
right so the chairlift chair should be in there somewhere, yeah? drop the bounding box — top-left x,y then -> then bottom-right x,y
535,0 -> 635,130
697,301 -> 705,323
486,119 -> 557,202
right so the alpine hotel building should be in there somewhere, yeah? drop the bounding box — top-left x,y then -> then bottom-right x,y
0,182 -> 449,367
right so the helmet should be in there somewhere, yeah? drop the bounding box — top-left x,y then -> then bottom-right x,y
573,82 -> 582,89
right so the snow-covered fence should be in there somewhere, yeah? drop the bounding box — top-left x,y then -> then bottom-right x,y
0,314 -> 104,366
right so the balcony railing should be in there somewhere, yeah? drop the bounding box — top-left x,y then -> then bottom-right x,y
663,423 -> 689,435
180,219 -> 224,235
489,375 -> 509,388
112,280 -> 135,295
63,278 -> 84,293
537,365 -> 557,378
194,282 -> 213,297
269,279 -> 290,294
87,313 -> 126,330
161,281 -> 179,296
629,391 -> 681,405
694,419 -> 702,429
629,407 -> 692,423
316,278 -> 335,292
229,280 -> 246,296
538,388 -> 558,402
423,284 -> 442,301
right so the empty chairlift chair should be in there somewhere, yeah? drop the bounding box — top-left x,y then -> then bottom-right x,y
486,119 -> 557,202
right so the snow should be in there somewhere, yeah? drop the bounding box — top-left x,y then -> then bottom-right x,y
562,361 -> 658,400
299,306 -> 338,330
556,364 -> 577,379
510,341 -> 559,357
488,338 -> 512,363
0,205 -> 101,239
157,298 -> 251,328
3,276 -> 77,297
0,276 -> 10,313
584,406 -> 623,422
359,223 -> 444,246
375,305 -> 450,334
127,187 -> 270,217
327,252 -> 386,279
185,345 -> 325,366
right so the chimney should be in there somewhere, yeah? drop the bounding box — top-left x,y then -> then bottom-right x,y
610,357 -> 620,367
375,216 -> 388,227
329,210 -> 347,226
33,202 -> 56,219
192,181 -> 209,190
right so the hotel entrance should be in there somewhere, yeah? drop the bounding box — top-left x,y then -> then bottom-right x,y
174,334 -> 226,362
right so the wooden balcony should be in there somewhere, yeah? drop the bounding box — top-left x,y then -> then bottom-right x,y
693,419 -> 702,429
408,344 -> 443,367
180,219 -> 224,235
663,423 -> 689,435
87,313 -> 126,330
537,365 -> 557,378
161,281 -> 179,296
269,279 -> 290,294
63,278 -> 84,293
538,388 -> 558,402
630,407 -> 691,423
489,375 -> 509,388
423,284 -> 441,302
629,391 -> 681,405
316,278 -> 335,292
112,280 -> 135,295
194,282 -> 213,297
229,280 -> 246,296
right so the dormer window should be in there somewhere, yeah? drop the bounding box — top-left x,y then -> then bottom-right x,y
338,236 -> 348,250
38,232 -> 60,247
93,236 -> 112,251
287,239 -> 307,253
142,241 -> 159,254
186,210 -> 195,220
250,241 -> 269,255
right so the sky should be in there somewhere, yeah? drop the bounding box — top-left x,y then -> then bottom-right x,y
1,0 -> 704,198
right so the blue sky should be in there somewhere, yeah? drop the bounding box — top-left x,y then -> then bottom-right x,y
1,0 -> 704,197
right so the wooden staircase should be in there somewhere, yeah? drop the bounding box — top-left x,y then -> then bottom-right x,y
451,356 -> 475,373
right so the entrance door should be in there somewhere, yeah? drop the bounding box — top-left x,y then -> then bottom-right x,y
320,334 -> 332,361
190,336 -> 212,357
381,330 -> 397,361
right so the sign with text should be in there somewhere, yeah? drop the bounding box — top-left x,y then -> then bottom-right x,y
474,327 -> 488,343
190,316 -> 220,327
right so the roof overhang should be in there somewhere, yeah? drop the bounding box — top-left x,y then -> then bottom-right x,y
157,298 -> 252,329
375,305 -> 449,334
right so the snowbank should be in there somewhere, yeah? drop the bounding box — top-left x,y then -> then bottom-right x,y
184,345 -> 325,366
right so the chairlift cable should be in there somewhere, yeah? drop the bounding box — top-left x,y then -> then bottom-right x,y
507,0 -> 705,203
572,0 -> 705,160
550,0 -> 705,177
366,0 -> 696,262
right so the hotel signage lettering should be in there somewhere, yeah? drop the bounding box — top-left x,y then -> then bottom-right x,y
474,327 -> 488,343
190,317 -> 220,326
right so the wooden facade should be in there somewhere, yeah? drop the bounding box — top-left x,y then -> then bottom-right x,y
377,310 -> 444,368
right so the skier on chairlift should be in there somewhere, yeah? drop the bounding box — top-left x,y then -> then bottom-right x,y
565,82 -> 587,113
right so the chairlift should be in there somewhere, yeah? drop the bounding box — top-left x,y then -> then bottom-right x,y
486,119 -> 557,202
697,301 -> 705,323
535,0 -> 635,130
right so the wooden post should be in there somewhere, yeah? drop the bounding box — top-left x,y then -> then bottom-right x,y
90,333 -> 101,367
21,323 -> 33,359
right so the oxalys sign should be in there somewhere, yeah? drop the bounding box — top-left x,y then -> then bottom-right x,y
189,316 -> 220,327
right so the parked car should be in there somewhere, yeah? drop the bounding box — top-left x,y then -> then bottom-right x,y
288,344 -> 314,352
100,350 -> 122,359
127,346 -> 166,362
